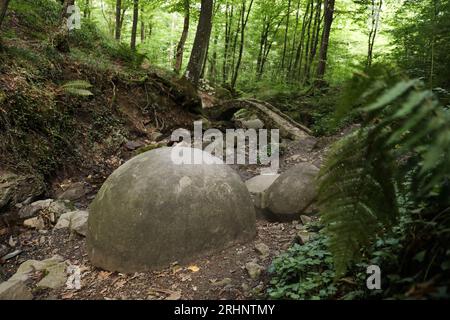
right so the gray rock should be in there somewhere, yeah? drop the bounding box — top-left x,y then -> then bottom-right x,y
255,243 -> 270,257
0,280 -> 33,300
125,140 -> 145,151
245,262 -> 264,280
1,250 -> 22,261
150,132 -> 164,141
23,217 -> 46,230
58,182 -> 85,201
211,278 -> 232,287
87,147 -> 256,273
266,163 -> 319,222
55,210 -> 89,236
0,172 -> 45,212
71,211 -> 89,236
300,215 -> 313,225
19,199 -> 72,219
13,255 -> 67,290
36,263 -> 67,290
14,255 -> 64,275
19,199 -> 52,219
241,119 -> 265,130
296,231 -> 312,245
0,244 -> 8,257
245,174 -> 280,219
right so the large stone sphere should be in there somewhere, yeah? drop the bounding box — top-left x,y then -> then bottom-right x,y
87,147 -> 256,273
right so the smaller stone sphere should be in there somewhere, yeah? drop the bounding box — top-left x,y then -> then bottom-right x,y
87,147 -> 256,273
266,163 -> 319,221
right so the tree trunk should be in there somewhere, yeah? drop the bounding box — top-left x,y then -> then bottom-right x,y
186,0 -> 213,87
291,0 -> 311,81
174,0 -> 190,74
281,0 -> 292,70
222,3 -> 234,84
231,0 -> 254,89
305,0 -> 322,83
0,0 -> 11,30
84,0 -> 91,18
130,0 -> 139,51
140,6 -> 145,42
115,0 -> 122,41
367,0 -> 382,68
315,0 -> 335,86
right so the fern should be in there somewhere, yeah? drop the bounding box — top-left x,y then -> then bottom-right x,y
60,80 -> 93,96
318,77 -> 450,276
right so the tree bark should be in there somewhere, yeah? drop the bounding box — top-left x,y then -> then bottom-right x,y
291,0 -> 311,81
84,0 -> 91,18
174,0 -> 190,74
231,0 -> 254,89
130,0 -> 139,51
140,6 -> 145,42
315,0 -> 335,86
186,0 -> 213,87
115,0 -> 122,41
367,0 -> 382,68
0,0 -> 11,30
222,3 -> 234,84
281,0 -> 292,70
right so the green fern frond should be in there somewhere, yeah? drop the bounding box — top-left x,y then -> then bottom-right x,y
318,77 -> 450,277
60,80 -> 93,96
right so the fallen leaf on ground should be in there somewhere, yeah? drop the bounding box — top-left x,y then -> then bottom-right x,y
188,265 -> 200,273
98,271 -> 112,280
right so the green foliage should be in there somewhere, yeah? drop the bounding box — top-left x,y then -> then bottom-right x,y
268,232 -> 338,300
106,42 -> 148,68
8,0 -> 60,34
318,73 -> 450,276
60,80 -> 93,96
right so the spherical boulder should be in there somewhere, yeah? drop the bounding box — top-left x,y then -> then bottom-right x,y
87,147 -> 256,273
265,163 -> 319,221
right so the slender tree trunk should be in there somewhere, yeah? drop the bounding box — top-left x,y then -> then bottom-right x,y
209,33 -> 219,84
367,0 -> 382,68
186,0 -> 214,86
256,18 -> 268,79
260,16 -> 284,79
281,0 -> 292,70
301,1 -> 314,82
230,6 -> 242,77
130,0 -> 139,50
315,0 -> 335,86
231,0 -> 254,89
288,0 -> 301,75
174,0 -> 190,74
0,0 -> 11,30
115,0 -> 122,40
291,0 -> 311,81
140,8 -> 145,42
223,3 -> 234,84
84,0 -> 91,18
305,0 -> 322,82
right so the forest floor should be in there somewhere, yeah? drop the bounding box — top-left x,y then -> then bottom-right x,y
0,130 -> 342,300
